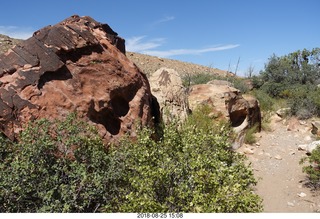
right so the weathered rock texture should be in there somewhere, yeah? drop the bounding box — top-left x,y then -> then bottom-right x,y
149,68 -> 189,123
188,83 -> 261,149
0,15 -> 158,142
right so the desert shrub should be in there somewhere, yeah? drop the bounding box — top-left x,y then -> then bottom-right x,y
0,114 -> 124,213
244,125 -> 259,145
0,110 -> 263,213
182,72 -> 250,94
289,97 -> 317,119
111,106 -> 263,212
287,85 -> 320,119
250,89 -> 275,113
260,82 -> 287,98
300,145 -> 320,189
232,78 -> 250,94
182,72 -> 216,87
251,75 -> 264,89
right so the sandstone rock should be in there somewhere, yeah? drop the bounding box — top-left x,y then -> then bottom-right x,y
274,155 -> 282,160
0,15 -> 159,142
305,141 -> 320,154
276,108 -> 290,118
311,121 -> 320,135
148,68 -> 189,123
298,144 -> 308,151
207,79 -> 233,87
297,192 -> 307,198
188,83 -> 261,149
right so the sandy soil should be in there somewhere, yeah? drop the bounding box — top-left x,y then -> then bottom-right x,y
238,115 -> 320,212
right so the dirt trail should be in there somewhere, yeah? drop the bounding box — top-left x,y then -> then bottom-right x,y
238,115 -> 320,212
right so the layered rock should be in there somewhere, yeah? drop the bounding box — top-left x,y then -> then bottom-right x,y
188,82 -> 261,148
0,15 -> 158,142
149,68 -> 189,123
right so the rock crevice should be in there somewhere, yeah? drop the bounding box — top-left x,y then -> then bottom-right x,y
0,15 -> 158,142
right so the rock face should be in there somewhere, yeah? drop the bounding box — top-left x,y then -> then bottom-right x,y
188,83 -> 261,148
149,68 -> 189,123
0,15 -> 158,142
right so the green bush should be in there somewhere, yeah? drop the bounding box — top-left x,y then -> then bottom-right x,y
182,73 -> 216,87
111,106 -> 262,212
244,125 -> 259,145
182,72 -> 249,94
287,85 -> 320,119
0,114 -> 124,213
300,145 -> 320,189
250,89 -> 275,113
0,111 -> 263,213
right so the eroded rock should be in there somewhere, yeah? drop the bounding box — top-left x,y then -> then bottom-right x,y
149,68 -> 189,123
188,82 -> 261,149
0,15 -> 159,143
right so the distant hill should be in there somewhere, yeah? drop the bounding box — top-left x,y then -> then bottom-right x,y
126,51 -> 232,77
0,34 -> 231,77
0,34 -> 22,54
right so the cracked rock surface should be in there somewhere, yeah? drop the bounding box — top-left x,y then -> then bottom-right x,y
0,15 -> 158,142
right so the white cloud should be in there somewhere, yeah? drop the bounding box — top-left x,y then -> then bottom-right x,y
0,26 -> 34,39
153,15 -> 175,25
126,35 -> 240,57
143,44 -> 240,57
126,36 -> 166,52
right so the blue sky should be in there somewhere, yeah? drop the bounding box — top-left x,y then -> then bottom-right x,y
0,0 -> 319,76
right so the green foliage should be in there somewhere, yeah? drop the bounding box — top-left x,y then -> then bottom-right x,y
300,145 -> 320,189
287,85 -> 320,119
232,79 -> 250,94
250,89 -> 275,113
182,72 -> 249,94
182,73 -> 217,87
0,111 -> 262,213
260,49 -> 320,85
253,48 -> 320,119
244,125 -> 259,145
112,106 -> 262,212
0,114 -> 123,213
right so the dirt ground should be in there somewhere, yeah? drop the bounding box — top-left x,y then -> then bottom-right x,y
238,114 -> 320,213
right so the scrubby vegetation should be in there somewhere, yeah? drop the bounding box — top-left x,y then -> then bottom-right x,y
300,145 -> 320,190
249,47 -> 320,188
0,109 -> 262,213
251,48 -> 320,119
182,72 -> 250,93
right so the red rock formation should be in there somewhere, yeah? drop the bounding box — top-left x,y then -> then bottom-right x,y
0,15 -> 159,143
188,83 -> 261,149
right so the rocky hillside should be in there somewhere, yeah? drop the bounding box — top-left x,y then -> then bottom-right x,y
0,34 -> 21,54
127,51 -> 232,77
0,34 -> 231,78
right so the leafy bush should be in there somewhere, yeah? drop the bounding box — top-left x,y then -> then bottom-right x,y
111,106 -> 262,212
287,85 -> 320,119
182,72 -> 249,94
244,125 -> 259,145
300,145 -> 320,189
250,89 -> 275,113
0,114 -> 124,213
0,110 -> 263,213
182,72 -> 216,87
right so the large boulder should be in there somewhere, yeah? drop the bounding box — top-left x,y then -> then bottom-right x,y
148,68 -> 189,123
0,15 -> 159,143
188,83 -> 261,149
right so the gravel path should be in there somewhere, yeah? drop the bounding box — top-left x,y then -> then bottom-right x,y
238,115 -> 320,212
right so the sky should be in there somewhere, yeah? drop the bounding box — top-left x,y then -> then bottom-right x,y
0,0 -> 319,76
